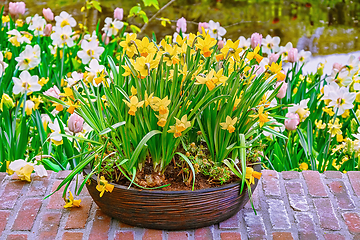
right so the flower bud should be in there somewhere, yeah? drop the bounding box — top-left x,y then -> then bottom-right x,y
217,40 -> 224,50
43,86 -> 61,99
44,24 -> 52,36
198,22 -> 209,33
276,81 -> 287,99
102,33 -> 110,45
114,8 -> 123,20
68,113 -> 84,133
42,8 -> 54,21
9,2 -> 25,16
0,93 -> 15,111
269,53 -> 279,64
250,32 -> 262,49
176,17 -> 187,33
25,100 -> 35,116
332,63 -> 343,71
285,112 -> 300,131
287,48 -> 298,63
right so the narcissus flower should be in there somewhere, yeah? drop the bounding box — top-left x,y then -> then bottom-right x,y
77,39 -> 104,64
55,11 -> 76,28
220,116 -> 237,133
51,25 -> 74,47
63,191 -> 81,208
195,70 -> 217,91
328,118 -> 342,136
247,45 -> 263,63
208,20 -> 226,39
96,176 -> 114,197
119,33 -> 138,58
15,45 -> 41,70
48,118 -> 64,146
195,34 -> 216,58
249,106 -> 270,127
245,167 -> 262,185
8,159 -> 47,182
7,29 -> 31,47
0,93 -> 15,111
123,96 -> 144,116
299,162 -> 308,171
288,99 -> 310,122
102,17 -> 124,37
152,96 -> 171,115
0,52 -> 8,77
167,115 -> 191,138
221,39 -> 242,61
261,35 -> 280,54
13,70 -> 41,95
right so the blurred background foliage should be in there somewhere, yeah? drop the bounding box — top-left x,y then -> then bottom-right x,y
1,0 -> 359,55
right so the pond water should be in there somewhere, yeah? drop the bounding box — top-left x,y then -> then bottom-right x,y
1,0 -> 360,57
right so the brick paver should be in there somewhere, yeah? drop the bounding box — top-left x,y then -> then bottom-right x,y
0,170 -> 359,239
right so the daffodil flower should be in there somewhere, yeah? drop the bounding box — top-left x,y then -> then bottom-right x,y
152,96 -> 171,115
123,96 -> 144,116
220,116 -> 237,133
64,191 -> 81,208
249,106 -> 270,127
247,45 -> 263,63
8,159 -> 47,182
168,115 -> 191,138
195,34 -> 216,57
96,176 -> 114,197
195,70 -> 217,91
245,167 -> 262,185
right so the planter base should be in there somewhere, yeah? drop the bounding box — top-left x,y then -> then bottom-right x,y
84,164 -> 260,230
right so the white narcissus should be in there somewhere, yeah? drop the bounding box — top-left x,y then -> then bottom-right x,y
279,42 -> 293,61
12,70 -> 41,95
27,14 -> 47,36
7,29 -> 31,47
102,17 -> 124,37
298,50 -> 311,64
55,11 -> 76,28
0,52 -> 8,77
8,159 -> 47,182
288,98 -> 310,122
327,86 -> 356,116
238,36 -> 251,50
85,59 -> 108,87
261,35 -> 280,55
208,20 -> 226,40
77,40 -> 104,64
15,45 -> 41,70
51,25 -> 74,47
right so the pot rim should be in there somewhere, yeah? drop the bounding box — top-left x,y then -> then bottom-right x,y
83,162 -> 261,195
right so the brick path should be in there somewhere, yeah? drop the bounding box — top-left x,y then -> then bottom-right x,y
0,170 -> 360,240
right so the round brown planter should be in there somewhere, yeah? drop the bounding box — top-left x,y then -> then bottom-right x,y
84,163 -> 260,230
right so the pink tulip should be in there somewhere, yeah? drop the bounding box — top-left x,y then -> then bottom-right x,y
285,112 -> 300,131
68,113 -> 84,134
269,53 -> 279,64
176,17 -> 187,33
217,40 -> 224,50
43,8 -> 54,21
276,81 -> 287,99
198,22 -> 209,33
114,8 -> 123,20
9,2 -> 26,16
43,86 -> 61,99
102,33 -> 110,45
332,63 -> 343,71
250,33 -> 262,49
287,48 -> 298,63
44,24 -> 52,36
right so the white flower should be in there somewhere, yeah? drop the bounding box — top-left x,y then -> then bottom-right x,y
84,31 -> 99,42
15,45 -> 41,70
238,36 -> 251,50
279,42 -> 293,60
325,69 -> 352,87
0,52 -> 9,77
346,55 -> 360,74
298,50 -> 311,64
55,11 -> 76,28
322,82 -> 340,101
261,35 -> 280,55
77,40 -> 104,64
85,59 -> 107,87
25,100 -> 35,115
9,159 -> 48,178
208,20 -> 226,40
66,71 -> 83,87
28,14 -> 47,36
7,29 -> 31,46
48,118 -> 63,144
327,86 -> 356,115
51,25 -> 74,47
49,45 -> 57,55
12,71 -> 41,95
288,98 -> 310,122
102,17 -> 124,37
264,90 -> 277,108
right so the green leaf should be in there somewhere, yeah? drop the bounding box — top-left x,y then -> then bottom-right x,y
143,0 -> 159,9
99,121 -> 126,136
129,6 -> 141,17
130,25 -> 141,33
90,1 -> 102,12
176,152 -> 196,191
138,11 -> 149,23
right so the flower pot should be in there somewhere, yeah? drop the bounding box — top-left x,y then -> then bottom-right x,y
84,163 -> 260,230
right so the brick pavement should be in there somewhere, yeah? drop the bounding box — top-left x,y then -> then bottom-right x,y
0,170 -> 359,239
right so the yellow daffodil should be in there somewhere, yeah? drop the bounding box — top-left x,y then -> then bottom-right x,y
16,164 -> 34,182
4,51 -> 12,60
25,100 -> 35,116
245,167 -> 262,185
64,191 -> 81,208
328,118 -> 342,136
96,176 -> 114,197
133,54 -> 159,77
152,96 -> 171,115
6,161 -> 14,175
2,15 -> 10,23
65,100 -> 80,114
144,92 -> 158,108
30,95 -> 43,109
299,162 -> 308,171
136,37 -> 157,57
123,96 -> 144,116
247,45 -> 263,63
53,102 -> 64,112
156,112 -> 169,127
59,87 -> 74,100
162,43 -> 180,66
315,120 -> 326,130
220,116 -> 237,133
38,77 -> 49,86
249,106 -> 270,127
130,86 -> 137,96
195,70 -> 217,91
195,34 -> 216,57
167,115 -> 191,138
15,19 -> 24,27
119,33 -> 137,58
323,106 -> 335,116
266,62 -> 285,81
342,109 -> 350,118
221,39 -> 242,61
213,68 -> 228,85
0,93 -> 15,111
